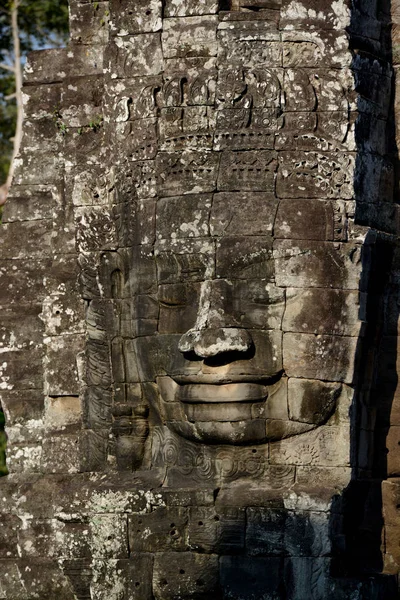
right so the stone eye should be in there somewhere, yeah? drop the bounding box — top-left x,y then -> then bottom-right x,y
158,284 -> 187,307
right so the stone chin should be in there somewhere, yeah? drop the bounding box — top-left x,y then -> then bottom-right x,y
155,376 -> 335,445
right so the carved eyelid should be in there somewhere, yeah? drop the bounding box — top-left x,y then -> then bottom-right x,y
158,284 -> 188,306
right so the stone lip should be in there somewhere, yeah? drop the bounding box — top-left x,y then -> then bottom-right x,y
177,382 -> 268,404
172,372 -> 283,385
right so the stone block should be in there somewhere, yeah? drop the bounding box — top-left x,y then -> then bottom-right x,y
158,283 -> 200,334
17,519 -> 90,559
288,379 -> 341,425
283,288 -> 361,336
82,386 -> 112,430
217,150 -> 277,192
129,245 -> 158,296
6,419 -> 44,447
158,489 -> 214,508
200,329 -> 283,378
84,339 -> 112,388
164,0 -> 218,16
355,202 -> 400,236
21,83 -> 62,121
44,396 -> 82,432
75,205 -> 117,253
354,153 -> 394,205
386,426 -> 400,476
153,552 -> 220,599
18,120 -> 61,158
0,558 -> 77,600
58,558 -> 92,599
80,429 -> 110,472
284,557 -> 330,600
0,515 -> 20,558
44,334 -> 85,396
40,434 -> 82,474
210,193 -> 277,236
283,332 -> 356,383
274,199 -> 338,242
70,1 -> 110,45
128,507 -> 188,552
0,348 -> 44,391
296,65 -> 357,112
104,75 -> 162,122
107,34 -> 164,78
90,557 -> 154,600
216,235 -> 273,280
0,389 -> 44,427
382,479 -> 400,574
354,57 -> 391,119
157,194 -> 212,239
110,118 -> 158,162
157,151 -> 220,196
0,303 -> 43,351
280,0 -> 351,30
0,561 -> 29,599
217,22 -> 281,68
282,31 -> 351,68
284,510 -> 330,557
220,556 -> 282,600
274,240 -> 362,290
270,426 -> 350,467
188,506 -> 245,553
277,151 -> 354,199
69,164 -> 115,207
89,514 -> 128,559
110,0 -> 162,34
7,443 -> 42,473
58,75 -> 104,128
41,291 -> 85,337
162,16 -> 218,59
155,238 -> 214,283
63,127 -> 108,167
13,153 -> 62,186
295,466 -> 351,490
24,46 -> 104,84
246,508 -> 286,556
2,185 -> 55,223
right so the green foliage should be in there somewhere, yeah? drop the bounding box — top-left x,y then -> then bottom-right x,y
0,0 -> 69,57
0,0 -> 69,183
0,71 -> 16,185
77,115 -> 104,135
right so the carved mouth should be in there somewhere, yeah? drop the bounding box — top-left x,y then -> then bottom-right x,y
172,371 -> 283,387
176,382 -> 268,404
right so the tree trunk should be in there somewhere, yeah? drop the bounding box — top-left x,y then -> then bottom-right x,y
1,0 -> 23,205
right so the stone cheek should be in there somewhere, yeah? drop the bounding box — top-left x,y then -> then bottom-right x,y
0,0 -> 399,597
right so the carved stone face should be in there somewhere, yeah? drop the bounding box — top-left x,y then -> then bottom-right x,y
132,187 -> 361,446
121,12 -> 363,448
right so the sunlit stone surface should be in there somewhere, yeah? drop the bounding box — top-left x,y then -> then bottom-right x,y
0,0 -> 400,597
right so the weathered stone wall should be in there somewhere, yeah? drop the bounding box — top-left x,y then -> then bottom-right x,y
0,0 -> 399,598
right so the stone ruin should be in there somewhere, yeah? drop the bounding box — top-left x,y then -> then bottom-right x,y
1,0 -> 400,597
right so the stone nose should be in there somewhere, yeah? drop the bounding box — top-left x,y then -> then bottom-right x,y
178,327 -> 253,359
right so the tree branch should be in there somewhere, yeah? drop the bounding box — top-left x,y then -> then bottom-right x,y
5,0 -> 23,195
0,62 -> 15,73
